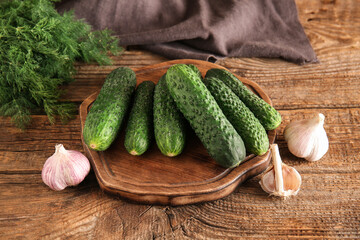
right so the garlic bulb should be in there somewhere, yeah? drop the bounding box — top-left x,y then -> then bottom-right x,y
260,144 -> 301,197
284,113 -> 329,161
42,144 -> 91,191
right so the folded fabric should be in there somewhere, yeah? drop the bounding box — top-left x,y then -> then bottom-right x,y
56,0 -> 318,64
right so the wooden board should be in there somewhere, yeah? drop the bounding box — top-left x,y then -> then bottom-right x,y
79,59 -> 276,205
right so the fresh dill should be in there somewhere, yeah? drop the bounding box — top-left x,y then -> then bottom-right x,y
0,0 -> 123,129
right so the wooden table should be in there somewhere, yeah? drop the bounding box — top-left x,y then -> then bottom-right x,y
1,0 -> 359,239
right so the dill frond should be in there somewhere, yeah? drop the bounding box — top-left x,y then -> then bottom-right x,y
0,0 -> 123,129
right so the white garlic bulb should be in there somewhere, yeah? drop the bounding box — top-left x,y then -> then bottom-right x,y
260,144 -> 302,197
42,144 -> 91,191
284,113 -> 329,161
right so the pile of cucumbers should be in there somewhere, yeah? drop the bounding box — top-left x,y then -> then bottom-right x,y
83,64 -> 281,168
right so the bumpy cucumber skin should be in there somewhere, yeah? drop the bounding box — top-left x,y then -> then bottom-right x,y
154,75 -> 186,157
205,68 -> 281,130
204,77 -> 269,155
124,81 -> 155,155
187,64 -> 202,78
83,67 -> 136,151
166,64 -> 246,168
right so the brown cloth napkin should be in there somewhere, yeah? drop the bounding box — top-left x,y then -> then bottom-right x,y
56,0 -> 318,64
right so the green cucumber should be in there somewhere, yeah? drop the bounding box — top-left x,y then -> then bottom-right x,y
204,76 -> 269,155
124,81 -> 155,155
187,64 -> 202,78
166,64 -> 246,168
153,75 -> 186,157
205,68 -> 281,130
83,67 -> 136,151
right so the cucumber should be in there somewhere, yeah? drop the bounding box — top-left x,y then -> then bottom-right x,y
83,67 -> 136,151
153,75 -> 186,157
204,76 -> 269,155
124,81 -> 155,155
205,68 -> 281,130
187,64 -> 202,78
166,64 -> 246,168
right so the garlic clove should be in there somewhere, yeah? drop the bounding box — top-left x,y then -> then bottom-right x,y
284,113 -> 329,161
42,144 -> 91,191
281,165 -> 302,193
259,144 -> 301,197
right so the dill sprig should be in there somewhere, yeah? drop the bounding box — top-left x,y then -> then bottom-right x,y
0,0 -> 123,129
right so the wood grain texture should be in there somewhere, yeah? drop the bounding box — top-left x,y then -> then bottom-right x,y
79,59 -> 275,205
1,0 -> 360,238
61,51 -> 167,103
0,110 -> 359,239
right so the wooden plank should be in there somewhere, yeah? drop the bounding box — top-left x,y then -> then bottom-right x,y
0,173 -> 153,239
60,51 -> 167,102
216,49 -> 360,110
0,159 -> 359,239
0,108 -> 358,171
0,116 -> 83,172
1,109 -> 358,172
1,175 -> 358,239
63,48 -> 360,109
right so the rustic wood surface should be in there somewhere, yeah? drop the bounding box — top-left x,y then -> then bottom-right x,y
1,0 -> 359,239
